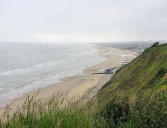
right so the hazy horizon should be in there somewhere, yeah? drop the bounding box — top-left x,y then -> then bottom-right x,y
1,0 -> 167,43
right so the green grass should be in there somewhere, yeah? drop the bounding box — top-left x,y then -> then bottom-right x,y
97,90 -> 167,128
2,90 -> 167,128
0,96 -> 108,128
98,43 -> 167,105
96,43 -> 167,127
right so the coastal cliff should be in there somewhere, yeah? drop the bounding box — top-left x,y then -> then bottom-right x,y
1,43 -> 167,128
96,42 -> 167,127
98,43 -> 167,104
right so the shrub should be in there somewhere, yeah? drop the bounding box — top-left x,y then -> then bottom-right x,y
151,42 -> 159,48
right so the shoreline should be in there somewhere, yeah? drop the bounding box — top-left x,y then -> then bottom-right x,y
0,46 -> 137,117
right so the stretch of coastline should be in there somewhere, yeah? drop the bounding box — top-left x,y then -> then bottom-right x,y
0,46 -> 137,117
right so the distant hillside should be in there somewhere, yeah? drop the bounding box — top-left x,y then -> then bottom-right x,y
96,41 -> 154,54
97,43 -> 167,127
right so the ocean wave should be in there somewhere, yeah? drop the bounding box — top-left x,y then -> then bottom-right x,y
0,71 -> 81,107
0,44 -> 107,107
0,60 -> 62,76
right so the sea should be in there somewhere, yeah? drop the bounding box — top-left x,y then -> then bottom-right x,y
0,43 -> 106,107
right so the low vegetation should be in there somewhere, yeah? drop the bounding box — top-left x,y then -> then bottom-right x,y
97,43 -> 167,127
0,96 -> 108,128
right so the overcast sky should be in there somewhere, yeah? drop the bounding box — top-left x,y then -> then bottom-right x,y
0,0 -> 167,43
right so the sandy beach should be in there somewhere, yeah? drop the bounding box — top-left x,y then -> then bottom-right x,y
0,46 -> 137,117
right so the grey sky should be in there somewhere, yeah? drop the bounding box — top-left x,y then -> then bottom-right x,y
0,0 -> 167,43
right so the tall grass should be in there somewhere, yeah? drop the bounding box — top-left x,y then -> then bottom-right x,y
98,90 -> 167,128
1,91 -> 167,128
0,95 -> 108,128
